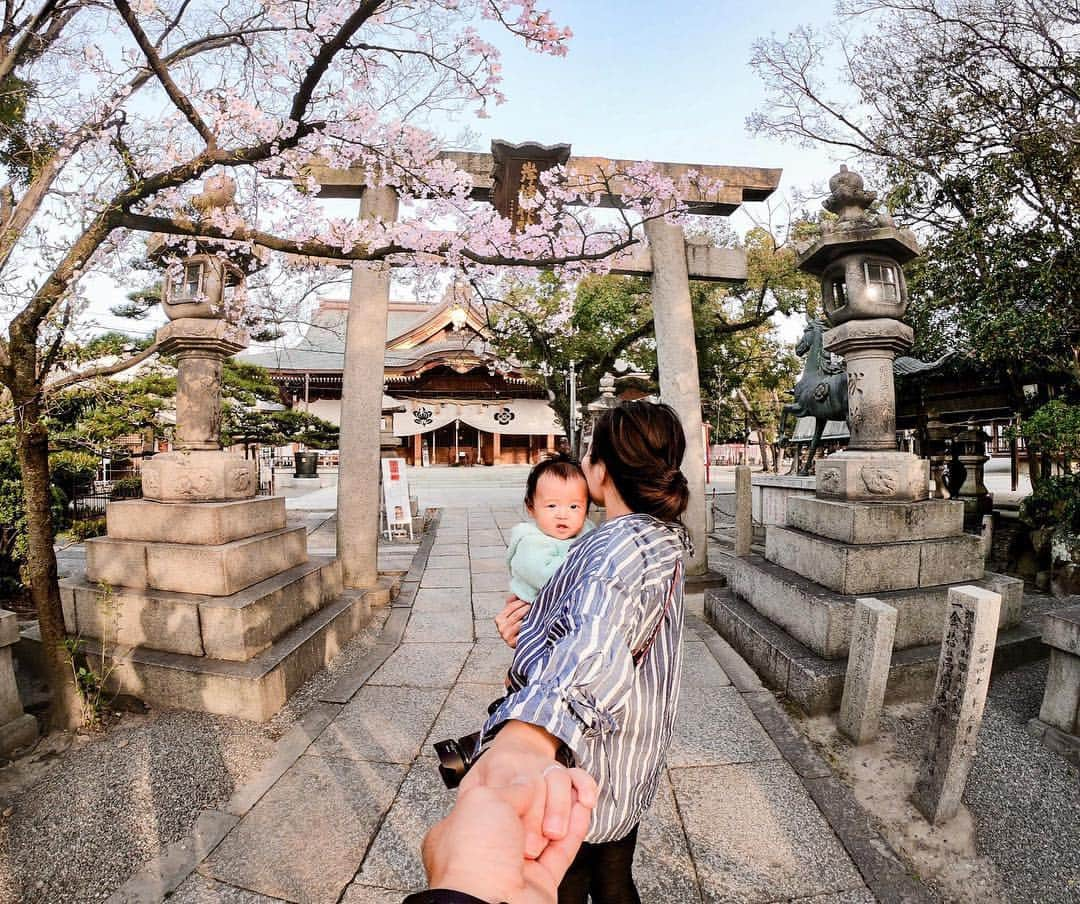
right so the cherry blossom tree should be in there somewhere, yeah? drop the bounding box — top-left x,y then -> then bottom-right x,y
0,0 -> 721,727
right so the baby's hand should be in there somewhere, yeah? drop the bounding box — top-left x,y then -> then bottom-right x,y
495,595 -> 531,649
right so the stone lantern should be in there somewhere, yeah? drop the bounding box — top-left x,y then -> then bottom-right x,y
141,175 -> 267,501
797,166 -> 928,503
950,422 -> 992,520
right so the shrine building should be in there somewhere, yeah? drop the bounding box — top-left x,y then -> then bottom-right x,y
242,295 -> 562,466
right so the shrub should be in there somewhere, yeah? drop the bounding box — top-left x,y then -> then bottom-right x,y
109,476 -> 142,499
68,518 -> 108,541
1020,473 -> 1080,535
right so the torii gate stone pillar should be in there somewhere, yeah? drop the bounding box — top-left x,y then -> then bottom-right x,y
644,214 -> 709,574
338,185 -> 398,588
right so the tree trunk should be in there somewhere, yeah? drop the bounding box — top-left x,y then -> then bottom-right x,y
13,393 -> 82,729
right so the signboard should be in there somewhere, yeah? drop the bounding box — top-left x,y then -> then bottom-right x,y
491,139 -> 571,232
381,458 -> 411,529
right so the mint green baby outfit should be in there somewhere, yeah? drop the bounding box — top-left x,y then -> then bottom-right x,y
506,519 -> 595,603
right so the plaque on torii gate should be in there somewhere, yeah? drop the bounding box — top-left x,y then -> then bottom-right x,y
490,139 -> 571,232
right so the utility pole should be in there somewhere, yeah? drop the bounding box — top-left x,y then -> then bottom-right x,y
568,361 -> 577,456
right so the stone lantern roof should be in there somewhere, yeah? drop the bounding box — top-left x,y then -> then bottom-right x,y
797,166 -> 920,276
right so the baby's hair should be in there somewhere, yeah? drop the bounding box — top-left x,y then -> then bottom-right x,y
524,452 -> 589,510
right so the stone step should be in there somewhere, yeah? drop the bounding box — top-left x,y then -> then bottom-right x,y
75,586 -> 387,722
786,496 -> 964,545
59,557 -> 343,662
718,551 -> 1022,659
705,588 -> 1046,715
85,526 -> 308,597
106,496 -> 286,545
765,525 -> 983,595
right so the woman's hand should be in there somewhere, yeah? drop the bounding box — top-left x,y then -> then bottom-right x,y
495,595 -> 531,649
460,721 -> 597,860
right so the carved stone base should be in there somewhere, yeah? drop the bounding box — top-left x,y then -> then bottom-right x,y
142,450 -> 257,503
815,451 -> 929,503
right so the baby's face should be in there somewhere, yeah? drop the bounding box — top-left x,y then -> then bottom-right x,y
528,472 -> 589,541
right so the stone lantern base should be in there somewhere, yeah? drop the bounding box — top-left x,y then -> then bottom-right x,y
704,492 -> 1029,714
815,450 -> 930,504
141,450 -> 258,503
59,494 -> 389,721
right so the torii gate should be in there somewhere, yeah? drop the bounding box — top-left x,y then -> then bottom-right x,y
307,144 -> 781,585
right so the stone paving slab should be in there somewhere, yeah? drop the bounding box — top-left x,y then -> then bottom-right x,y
402,607 -> 474,643
350,759 -> 456,892
668,685 -> 782,768
340,885 -> 414,904
682,639 -> 733,688
368,642 -> 472,688
470,545 -> 507,558
473,617 -> 500,639
634,771 -> 702,902
472,591 -> 508,619
423,681 -> 504,748
412,588 -> 471,612
425,554 -> 468,569
472,571 -> 510,593
200,756 -> 406,904
428,543 -> 467,556
470,557 -> 507,573
459,641 -> 514,684
168,875 -> 286,903
670,761 -> 865,904
307,685 -> 448,763
469,529 -> 505,544
419,568 -> 470,589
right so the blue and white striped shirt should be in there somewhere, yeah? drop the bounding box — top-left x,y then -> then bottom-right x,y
482,513 -> 688,843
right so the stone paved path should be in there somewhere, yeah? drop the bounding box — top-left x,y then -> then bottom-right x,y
150,503 -> 883,904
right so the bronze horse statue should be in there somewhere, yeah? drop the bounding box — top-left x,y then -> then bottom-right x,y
779,319 -> 847,476
779,319 -> 955,475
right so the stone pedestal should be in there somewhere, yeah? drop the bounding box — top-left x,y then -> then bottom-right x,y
0,611 -> 37,757
752,474 -> 816,528
823,318 -> 912,452
57,310 -> 377,721
706,491 -> 1026,714
815,451 -> 929,504
1028,605 -> 1080,766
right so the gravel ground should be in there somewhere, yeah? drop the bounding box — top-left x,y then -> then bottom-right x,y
885,659 -> 1080,904
0,604 -> 390,904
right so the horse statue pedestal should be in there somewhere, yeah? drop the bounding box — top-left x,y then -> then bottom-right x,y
813,450 -> 930,504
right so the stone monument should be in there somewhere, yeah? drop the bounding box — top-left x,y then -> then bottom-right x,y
706,167 -> 1025,713
57,177 -> 388,721
913,585 -> 1001,824
1028,604 -> 1080,766
0,610 -> 37,757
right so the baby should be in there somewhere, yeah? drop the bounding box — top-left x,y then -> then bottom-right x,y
496,454 -> 594,648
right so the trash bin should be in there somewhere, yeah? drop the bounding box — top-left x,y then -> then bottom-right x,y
293,451 -> 319,478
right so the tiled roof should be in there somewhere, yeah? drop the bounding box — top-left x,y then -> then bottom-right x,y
242,300 -> 437,372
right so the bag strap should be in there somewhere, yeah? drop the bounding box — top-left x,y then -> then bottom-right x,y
631,558 -> 683,667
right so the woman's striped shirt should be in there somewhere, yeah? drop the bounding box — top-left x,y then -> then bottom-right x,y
482,512 -> 688,843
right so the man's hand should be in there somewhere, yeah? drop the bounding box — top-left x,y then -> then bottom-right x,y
495,595 -> 531,649
422,776 -> 595,903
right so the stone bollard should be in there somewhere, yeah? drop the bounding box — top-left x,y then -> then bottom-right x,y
980,514 -> 993,563
913,585 -> 1001,824
0,611 -> 38,758
838,598 -> 897,745
734,465 -> 752,557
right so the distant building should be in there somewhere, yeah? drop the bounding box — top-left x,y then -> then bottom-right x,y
242,296 -> 563,465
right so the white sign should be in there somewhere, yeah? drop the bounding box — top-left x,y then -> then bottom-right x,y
381,458 -> 411,526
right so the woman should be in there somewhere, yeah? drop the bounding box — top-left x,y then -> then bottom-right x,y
462,400 -> 690,904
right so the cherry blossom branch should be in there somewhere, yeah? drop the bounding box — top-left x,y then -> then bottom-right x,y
113,0 -> 217,148
113,211 -> 641,269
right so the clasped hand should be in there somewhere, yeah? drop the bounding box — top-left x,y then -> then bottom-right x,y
425,722 -> 597,902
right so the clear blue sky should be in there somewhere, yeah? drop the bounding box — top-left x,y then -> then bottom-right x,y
462,0 -> 840,203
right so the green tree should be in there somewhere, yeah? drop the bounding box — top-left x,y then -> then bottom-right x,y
484,227 -> 817,453
749,0 -> 1079,396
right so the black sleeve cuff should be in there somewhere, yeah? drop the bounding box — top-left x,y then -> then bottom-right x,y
402,890 -> 501,904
